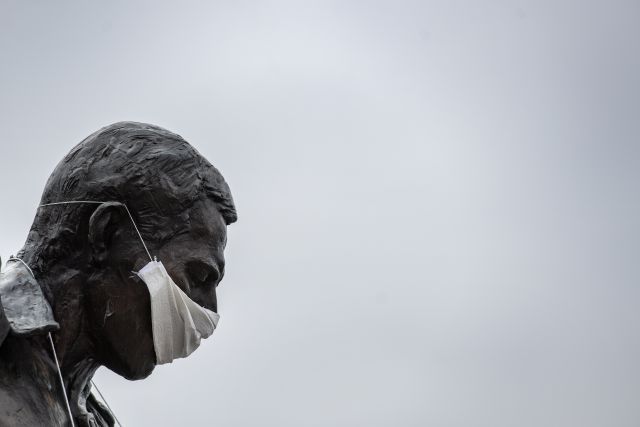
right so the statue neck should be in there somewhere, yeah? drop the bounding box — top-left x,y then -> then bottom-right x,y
0,334 -> 72,426
14,248 -> 105,425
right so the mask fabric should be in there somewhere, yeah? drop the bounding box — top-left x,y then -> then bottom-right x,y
136,259 -> 220,365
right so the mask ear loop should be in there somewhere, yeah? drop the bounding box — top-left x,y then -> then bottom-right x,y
121,204 -> 153,262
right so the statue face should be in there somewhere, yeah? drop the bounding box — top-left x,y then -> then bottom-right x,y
85,197 -> 228,379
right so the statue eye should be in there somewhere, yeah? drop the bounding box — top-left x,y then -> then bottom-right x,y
187,261 -> 220,288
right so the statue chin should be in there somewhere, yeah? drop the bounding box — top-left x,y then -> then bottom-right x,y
104,355 -> 156,381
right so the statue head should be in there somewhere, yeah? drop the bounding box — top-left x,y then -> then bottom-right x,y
19,122 -> 237,379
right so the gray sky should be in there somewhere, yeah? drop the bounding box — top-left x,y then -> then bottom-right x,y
1,0 -> 639,425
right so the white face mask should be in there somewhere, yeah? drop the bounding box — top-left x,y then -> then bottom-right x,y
136,259 -> 220,365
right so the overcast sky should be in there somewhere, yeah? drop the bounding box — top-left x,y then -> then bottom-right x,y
1,1 -> 639,426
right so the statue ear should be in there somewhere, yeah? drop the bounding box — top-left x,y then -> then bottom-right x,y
88,202 -> 127,265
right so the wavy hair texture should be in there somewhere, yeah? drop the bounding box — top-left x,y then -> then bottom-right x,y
25,122 -> 237,262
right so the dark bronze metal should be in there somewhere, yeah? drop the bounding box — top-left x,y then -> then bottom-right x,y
0,122 -> 237,426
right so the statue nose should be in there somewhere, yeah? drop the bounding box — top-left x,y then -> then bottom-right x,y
176,263 -> 217,312
186,260 -> 221,290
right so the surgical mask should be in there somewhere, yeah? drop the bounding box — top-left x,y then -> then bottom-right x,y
136,259 -> 219,364
39,200 -> 221,365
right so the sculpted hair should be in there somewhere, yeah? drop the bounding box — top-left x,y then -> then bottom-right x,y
26,122 -> 237,261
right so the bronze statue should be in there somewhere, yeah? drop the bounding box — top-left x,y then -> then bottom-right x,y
0,122 -> 237,426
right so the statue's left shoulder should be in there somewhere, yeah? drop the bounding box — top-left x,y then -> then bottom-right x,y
0,259 -> 59,340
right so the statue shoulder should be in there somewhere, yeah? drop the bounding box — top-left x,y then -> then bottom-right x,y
0,258 -> 59,346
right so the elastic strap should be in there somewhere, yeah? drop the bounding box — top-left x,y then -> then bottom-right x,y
48,332 -> 76,427
91,380 -> 124,427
